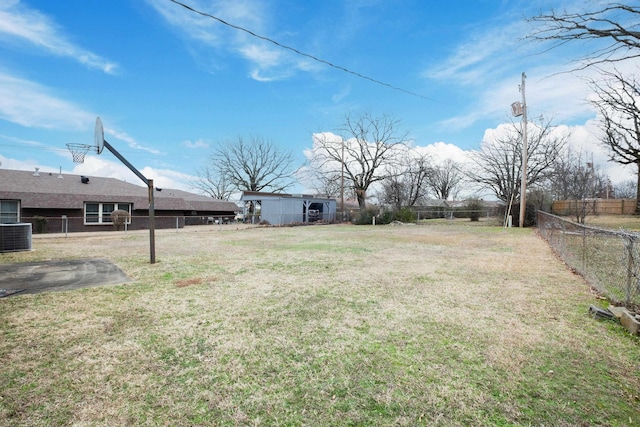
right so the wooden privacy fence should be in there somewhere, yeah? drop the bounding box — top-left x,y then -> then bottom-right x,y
552,199 -> 637,216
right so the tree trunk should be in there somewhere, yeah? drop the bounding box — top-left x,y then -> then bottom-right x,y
356,189 -> 367,211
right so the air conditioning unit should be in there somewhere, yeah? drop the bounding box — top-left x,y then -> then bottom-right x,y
0,223 -> 32,253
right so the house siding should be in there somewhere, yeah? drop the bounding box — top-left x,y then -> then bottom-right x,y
1,169 -> 238,233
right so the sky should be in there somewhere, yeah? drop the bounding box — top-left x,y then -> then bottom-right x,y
0,0 -> 638,199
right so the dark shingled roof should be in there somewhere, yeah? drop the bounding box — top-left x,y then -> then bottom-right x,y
0,169 -> 238,212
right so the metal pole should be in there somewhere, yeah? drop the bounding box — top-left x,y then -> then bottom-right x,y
519,72 -> 528,228
148,179 -> 156,264
103,140 -> 149,186
341,138 -> 345,221
103,139 -> 155,263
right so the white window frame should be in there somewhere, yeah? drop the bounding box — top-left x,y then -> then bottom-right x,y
84,202 -> 132,225
0,200 -> 20,223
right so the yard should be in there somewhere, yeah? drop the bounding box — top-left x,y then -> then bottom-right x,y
1,223 -> 639,426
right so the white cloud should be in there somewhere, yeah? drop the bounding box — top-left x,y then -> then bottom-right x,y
473,118 -> 633,185
147,0 -> 266,48
70,156 -> 194,192
104,126 -> 162,155
0,133 -> 43,147
0,0 -> 118,74
146,0 -> 313,81
422,1 -> 635,135
240,43 -> 282,68
182,139 -> 210,149
331,85 -> 352,104
413,141 -> 470,165
0,72 -> 161,162
0,153 -> 43,171
564,119 -> 635,184
0,72 -> 94,129
0,150 -> 201,194
71,156 -> 144,186
140,166 -> 194,191
424,18 -> 528,85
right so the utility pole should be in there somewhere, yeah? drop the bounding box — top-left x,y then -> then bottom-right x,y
519,72 -> 528,228
511,73 -> 528,227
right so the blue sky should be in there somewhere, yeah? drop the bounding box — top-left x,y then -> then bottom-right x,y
0,0 -> 636,196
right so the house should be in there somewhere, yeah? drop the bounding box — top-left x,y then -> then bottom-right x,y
240,191 -> 337,225
413,199 -> 451,219
0,168 -> 238,233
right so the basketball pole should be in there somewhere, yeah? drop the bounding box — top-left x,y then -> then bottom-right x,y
102,140 -> 156,264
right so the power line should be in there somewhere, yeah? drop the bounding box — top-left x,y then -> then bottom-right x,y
168,0 -> 436,102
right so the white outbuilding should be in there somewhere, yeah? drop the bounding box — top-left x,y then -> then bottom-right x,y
240,191 -> 337,225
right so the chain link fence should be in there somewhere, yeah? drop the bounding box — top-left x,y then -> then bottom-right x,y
537,211 -> 640,307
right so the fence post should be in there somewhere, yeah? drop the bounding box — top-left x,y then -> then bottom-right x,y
62,215 -> 68,237
560,215 -> 566,259
625,236 -> 635,306
582,225 -> 587,276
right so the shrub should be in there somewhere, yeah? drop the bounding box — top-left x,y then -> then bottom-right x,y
370,207 -> 417,225
354,206 -> 380,225
33,216 -> 48,234
511,202 -> 537,227
110,209 -> 131,231
379,210 -> 394,225
395,207 -> 416,223
464,199 -> 484,221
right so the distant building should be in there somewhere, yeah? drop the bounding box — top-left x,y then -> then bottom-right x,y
240,191 -> 336,225
0,168 -> 238,233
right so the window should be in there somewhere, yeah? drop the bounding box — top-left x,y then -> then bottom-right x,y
102,203 -> 115,223
0,200 -> 20,223
84,203 -> 131,225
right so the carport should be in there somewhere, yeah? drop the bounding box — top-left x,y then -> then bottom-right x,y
240,191 -> 336,225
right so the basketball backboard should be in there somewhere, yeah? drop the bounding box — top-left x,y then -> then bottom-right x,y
94,117 -> 105,154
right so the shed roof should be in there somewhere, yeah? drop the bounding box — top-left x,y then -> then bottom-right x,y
241,191 -> 335,203
0,168 -> 237,212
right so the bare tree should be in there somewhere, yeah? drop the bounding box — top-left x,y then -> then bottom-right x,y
527,3 -> 640,69
592,168 -> 613,199
615,179 -> 635,198
297,167 -> 343,198
468,119 -> 568,210
379,149 -> 432,209
550,149 -> 601,223
308,112 -> 408,212
189,166 -> 235,200
428,159 -> 464,200
194,135 -> 295,197
590,70 -> 640,212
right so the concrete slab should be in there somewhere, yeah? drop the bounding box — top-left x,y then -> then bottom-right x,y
620,309 -> 640,335
608,306 -> 626,319
0,258 -> 131,297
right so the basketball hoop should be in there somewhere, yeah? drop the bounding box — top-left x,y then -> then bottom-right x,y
66,143 -> 92,163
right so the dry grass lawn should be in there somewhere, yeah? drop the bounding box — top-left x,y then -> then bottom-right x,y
584,214 -> 640,232
1,223 -> 639,426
